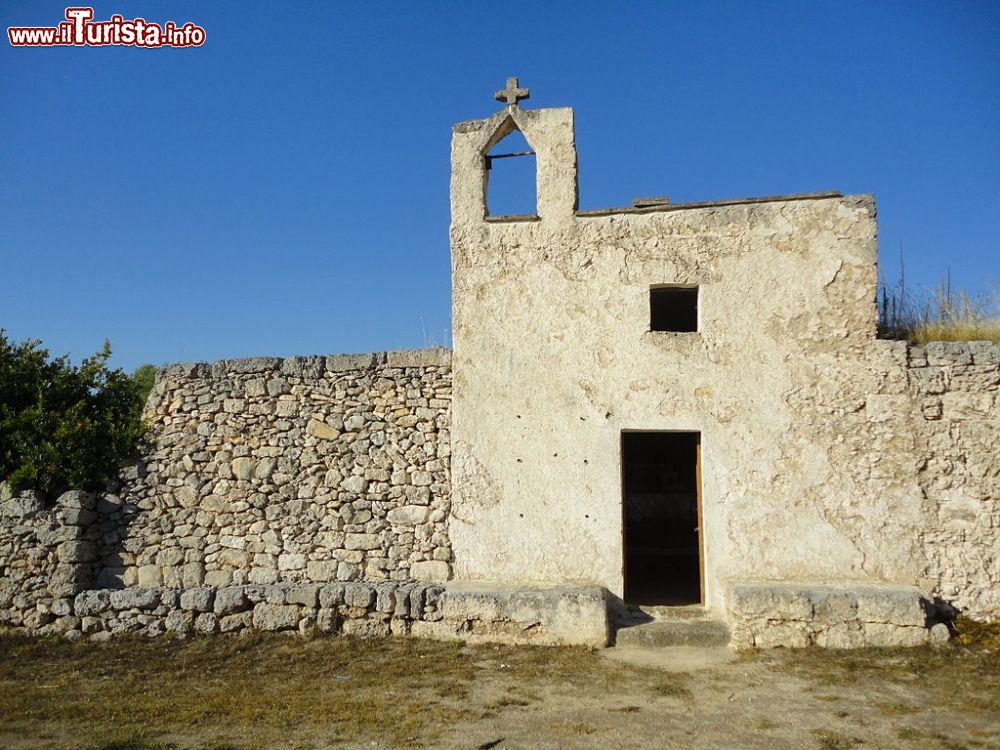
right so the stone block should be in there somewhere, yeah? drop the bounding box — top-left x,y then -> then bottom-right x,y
179,588 -> 215,613
809,589 -> 858,621
56,491 -> 97,510
165,610 -> 193,635
337,561 -> 361,581
340,476 -> 369,494
344,583 -> 375,609
266,378 -> 291,396
249,567 -> 279,584
280,355 -> 324,378
410,560 -> 450,582
925,341 -> 972,366
319,583 -> 346,608
252,603 -> 300,631
224,357 -> 281,374
220,611 -> 253,633
56,508 -> 96,526
814,623 -> 864,649
57,541 -> 97,564
109,588 -> 162,611
157,548 -> 185,567
244,379 -> 267,397
386,505 -> 431,525
855,586 -> 928,627
194,612 -> 220,634
374,584 -> 396,614
204,570 -> 233,588
437,583 -> 608,647
48,564 -> 91,598
174,486 -> 198,508
755,622 -> 812,649
341,618 -> 390,638
278,553 -> 306,571
74,590 -> 110,617
385,348 -> 450,368
214,586 -> 250,615
216,548 -> 250,569
345,533 -> 381,551
0,493 -> 45,518
182,562 -> 206,588
286,584 -> 319,608
137,565 -> 162,588
231,458 -> 255,481
305,560 -> 338,582
325,352 -> 378,372
257,459 -> 277,481
80,616 -> 103,634
969,341 -> 1000,365
862,622 -> 929,648
307,419 -> 341,441
316,608 -> 340,633
408,587 -> 426,619
393,586 -> 412,618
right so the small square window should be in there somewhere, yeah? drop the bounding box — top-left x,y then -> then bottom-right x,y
650,286 -> 698,332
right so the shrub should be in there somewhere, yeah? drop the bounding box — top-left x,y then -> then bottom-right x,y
0,331 -> 147,500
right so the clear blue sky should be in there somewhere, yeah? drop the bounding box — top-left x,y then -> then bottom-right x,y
2,1 -> 998,371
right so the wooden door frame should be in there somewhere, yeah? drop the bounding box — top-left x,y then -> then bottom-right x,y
696,437 -> 704,606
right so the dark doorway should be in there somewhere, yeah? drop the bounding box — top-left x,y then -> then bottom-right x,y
622,431 -> 702,606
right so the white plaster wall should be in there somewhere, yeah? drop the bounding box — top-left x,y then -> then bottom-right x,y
448,105 -> 886,613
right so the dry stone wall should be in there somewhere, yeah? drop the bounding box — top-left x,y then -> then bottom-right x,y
99,349 -> 453,591
0,489 -> 97,630
63,581 -> 449,641
908,341 -> 1000,619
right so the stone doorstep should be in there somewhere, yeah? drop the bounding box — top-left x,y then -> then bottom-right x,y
614,618 -> 731,649
612,604 -> 731,649
633,604 -> 711,622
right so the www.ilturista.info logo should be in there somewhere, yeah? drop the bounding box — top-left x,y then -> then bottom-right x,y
8,7 -> 205,48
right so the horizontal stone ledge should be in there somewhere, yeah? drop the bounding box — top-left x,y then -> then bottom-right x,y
438,581 -> 609,647
24,581 -> 608,647
727,581 -> 940,649
575,191 -> 849,218
157,347 -> 452,381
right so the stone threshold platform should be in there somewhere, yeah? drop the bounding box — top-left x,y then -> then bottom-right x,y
17,581 -> 610,647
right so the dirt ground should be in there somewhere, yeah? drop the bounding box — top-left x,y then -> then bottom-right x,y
0,627 -> 997,750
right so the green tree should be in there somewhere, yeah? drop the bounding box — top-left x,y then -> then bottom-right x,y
130,363 -> 158,405
0,330 -> 146,499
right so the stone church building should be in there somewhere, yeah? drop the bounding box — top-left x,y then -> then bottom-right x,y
1,81 -> 997,648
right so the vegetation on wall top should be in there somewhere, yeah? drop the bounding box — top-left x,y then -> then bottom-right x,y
877,276 -> 1000,345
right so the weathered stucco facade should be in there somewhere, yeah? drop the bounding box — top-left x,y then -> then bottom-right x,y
448,98 -> 998,643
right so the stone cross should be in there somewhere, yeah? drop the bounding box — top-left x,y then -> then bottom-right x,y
495,77 -> 530,107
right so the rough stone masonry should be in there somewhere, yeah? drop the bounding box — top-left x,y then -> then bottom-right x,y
1,84 -> 997,649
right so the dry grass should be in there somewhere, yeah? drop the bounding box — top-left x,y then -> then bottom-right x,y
910,321 -> 1000,345
0,633 -> 621,750
2,629 -> 999,749
878,277 -> 1000,344
773,625 -> 1000,719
